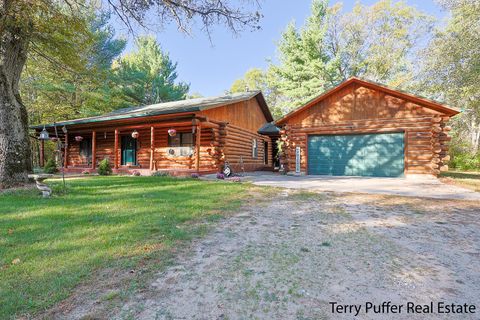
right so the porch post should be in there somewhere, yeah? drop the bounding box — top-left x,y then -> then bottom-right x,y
195,123 -> 201,171
150,126 -> 155,171
64,132 -> 68,168
40,139 -> 45,167
92,131 -> 96,169
114,129 -> 119,169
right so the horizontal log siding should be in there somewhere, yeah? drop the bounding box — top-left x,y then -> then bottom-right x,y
224,124 -> 272,172
282,116 -> 451,176
280,82 -> 453,177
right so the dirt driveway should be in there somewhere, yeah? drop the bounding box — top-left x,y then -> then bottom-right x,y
107,190 -> 480,320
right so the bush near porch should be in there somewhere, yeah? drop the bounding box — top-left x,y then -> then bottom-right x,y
0,176 -> 249,319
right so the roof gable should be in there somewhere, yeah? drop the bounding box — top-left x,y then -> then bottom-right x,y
276,77 -> 460,125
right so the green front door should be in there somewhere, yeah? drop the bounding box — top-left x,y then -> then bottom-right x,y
307,133 -> 404,177
121,135 -> 137,165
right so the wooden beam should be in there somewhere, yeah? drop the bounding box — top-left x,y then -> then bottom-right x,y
114,129 -> 119,169
195,123 -> 201,171
150,126 -> 155,171
65,121 -> 195,134
40,139 -> 45,167
200,121 -> 220,129
92,131 -> 96,169
64,132 -> 68,168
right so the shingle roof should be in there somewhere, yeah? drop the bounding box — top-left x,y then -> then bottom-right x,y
31,91 -> 272,129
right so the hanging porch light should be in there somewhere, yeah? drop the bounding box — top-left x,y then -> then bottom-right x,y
131,130 -> 139,139
75,136 -> 84,142
39,126 -> 50,140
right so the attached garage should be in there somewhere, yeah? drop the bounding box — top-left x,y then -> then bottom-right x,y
276,77 -> 460,177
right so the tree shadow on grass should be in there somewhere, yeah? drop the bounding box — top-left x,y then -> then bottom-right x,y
0,176 -> 248,318
441,171 -> 480,180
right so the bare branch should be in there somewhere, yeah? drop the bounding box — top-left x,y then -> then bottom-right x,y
103,0 -> 262,36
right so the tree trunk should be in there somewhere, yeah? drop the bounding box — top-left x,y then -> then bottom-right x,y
470,117 -> 480,155
0,28 -> 32,188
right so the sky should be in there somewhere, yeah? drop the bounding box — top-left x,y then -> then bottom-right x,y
113,0 -> 447,97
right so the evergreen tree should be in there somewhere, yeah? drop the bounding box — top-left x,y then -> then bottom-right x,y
264,0 -> 433,115
113,36 -> 189,106
21,12 -> 127,126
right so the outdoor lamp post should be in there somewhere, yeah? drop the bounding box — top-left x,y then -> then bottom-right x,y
39,126 -> 50,140
38,126 -> 49,167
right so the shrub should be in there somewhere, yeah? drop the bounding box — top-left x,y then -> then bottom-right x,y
151,171 -> 170,177
191,173 -> 200,179
216,173 -> 225,180
82,170 -> 90,175
43,159 -> 58,174
98,159 -> 112,176
450,153 -> 480,171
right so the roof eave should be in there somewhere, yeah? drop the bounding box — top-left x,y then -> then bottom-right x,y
30,111 -> 197,130
254,92 -> 274,123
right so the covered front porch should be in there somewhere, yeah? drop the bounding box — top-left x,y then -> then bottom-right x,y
35,114 -> 226,176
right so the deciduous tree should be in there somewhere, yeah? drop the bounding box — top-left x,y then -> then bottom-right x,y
0,0 -> 262,188
419,0 -> 480,155
263,0 -> 433,114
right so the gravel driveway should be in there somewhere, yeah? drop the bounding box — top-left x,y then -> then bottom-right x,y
243,174 -> 480,201
115,190 -> 480,320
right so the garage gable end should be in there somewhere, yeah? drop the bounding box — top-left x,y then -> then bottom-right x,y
276,78 -> 460,126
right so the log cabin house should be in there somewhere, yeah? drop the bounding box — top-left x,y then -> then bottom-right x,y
32,78 -> 460,178
276,77 -> 460,177
32,91 -> 276,175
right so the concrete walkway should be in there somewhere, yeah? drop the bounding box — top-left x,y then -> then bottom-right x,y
228,173 -> 480,201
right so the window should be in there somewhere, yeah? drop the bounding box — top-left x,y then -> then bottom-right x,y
79,138 -> 92,164
168,132 -> 193,147
168,132 -> 194,156
252,139 -> 258,159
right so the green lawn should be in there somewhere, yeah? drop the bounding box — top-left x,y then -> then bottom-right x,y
0,176 -> 250,319
440,171 -> 480,192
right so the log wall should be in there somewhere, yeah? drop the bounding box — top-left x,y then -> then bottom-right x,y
223,124 -> 272,172
280,83 -> 453,176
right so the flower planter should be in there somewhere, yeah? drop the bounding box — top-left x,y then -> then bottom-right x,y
168,129 -> 177,137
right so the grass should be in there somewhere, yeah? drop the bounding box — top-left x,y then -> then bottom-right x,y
440,171 -> 480,192
0,176 -> 250,319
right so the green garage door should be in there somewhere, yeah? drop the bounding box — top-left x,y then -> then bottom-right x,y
307,133 -> 404,177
